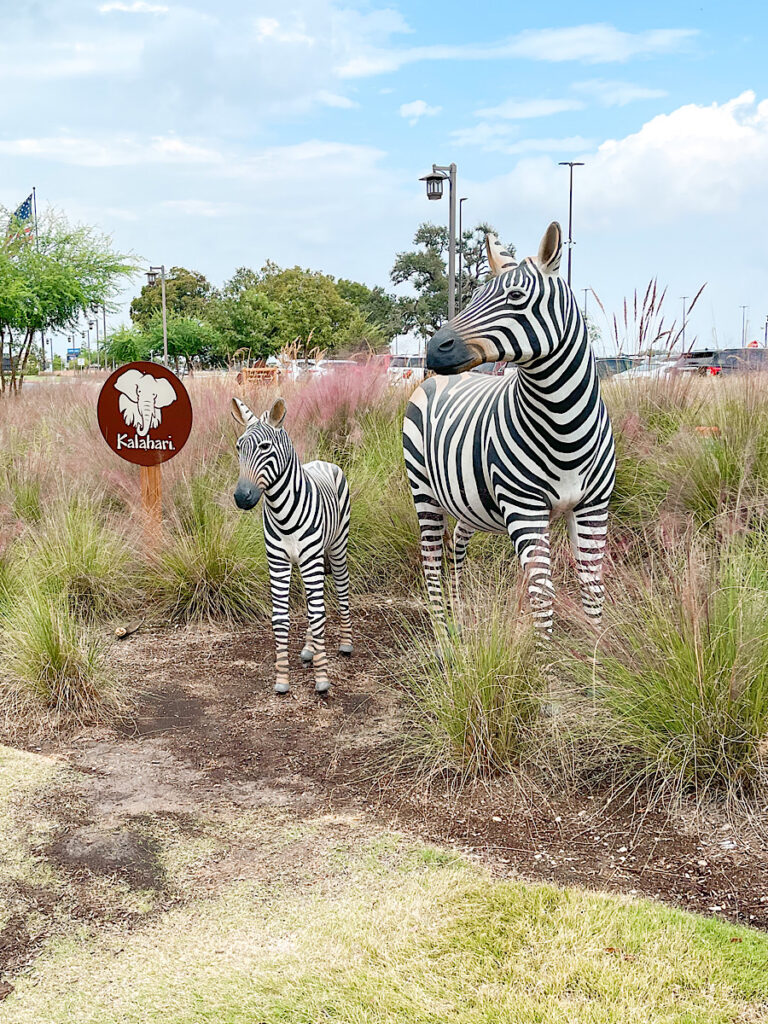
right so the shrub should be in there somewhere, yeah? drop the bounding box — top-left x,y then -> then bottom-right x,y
570,537 -> 768,800
0,586 -> 123,729
22,497 -> 137,620
399,569 -> 548,780
145,476 -> 269,622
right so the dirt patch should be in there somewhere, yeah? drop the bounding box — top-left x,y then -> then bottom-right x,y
51,827 -> 163,890
4,602 -> 768,983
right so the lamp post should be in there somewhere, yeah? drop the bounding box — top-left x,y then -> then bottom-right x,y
764,316 -> 768,348
582,288 -> 589,317
680,296 -> 688,350
147,265 -> 168,366
740,305 -> 748,347
458,197 -> 468,312
420,163 -> 458,319
558,161 -> 584,288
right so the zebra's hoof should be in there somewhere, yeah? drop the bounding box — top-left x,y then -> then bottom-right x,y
274,681 -> 290,695
300,647 -> 314,663
314,680 -> 331,694
338,643 -> 353,656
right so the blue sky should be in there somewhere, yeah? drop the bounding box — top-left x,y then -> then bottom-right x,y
2,0 -> 767,355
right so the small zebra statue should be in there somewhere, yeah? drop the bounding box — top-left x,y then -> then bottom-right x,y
231,396 -> 353,694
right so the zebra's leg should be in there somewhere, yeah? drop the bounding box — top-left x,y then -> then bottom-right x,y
448,520 -> 475,605
567,503 -> 609,626
505,509 -> 554,635
416,501 -> 448,624
299,555 -> 330,694
328,534 -> 353,656
301,622 -> 314,665
268,553 -> 293,694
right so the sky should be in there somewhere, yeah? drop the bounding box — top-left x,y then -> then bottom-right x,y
1,0 -> 767,356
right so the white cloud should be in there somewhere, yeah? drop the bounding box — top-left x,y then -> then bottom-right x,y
254,16 -> 314,46
99,1 -> 168,13
572,79 -> 668,106
0,134 -> 222,166
399,99 -> 442,125
337,24 -> 697,77
162,199 -> 237,217
315,90 -> 358,109
476,97 -> 584,119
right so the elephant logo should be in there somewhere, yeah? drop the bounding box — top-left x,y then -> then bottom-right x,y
114,369 -> 177,438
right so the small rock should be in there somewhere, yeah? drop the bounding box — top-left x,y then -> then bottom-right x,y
492,816 -> 502,822
0,981 -> 14,1001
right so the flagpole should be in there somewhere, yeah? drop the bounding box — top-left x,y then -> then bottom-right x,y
32,187 -> 39,249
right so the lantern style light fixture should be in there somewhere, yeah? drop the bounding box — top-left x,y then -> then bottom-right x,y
146,264 -> 169,366
418,163 -> 458,318
420,170 -> 446,200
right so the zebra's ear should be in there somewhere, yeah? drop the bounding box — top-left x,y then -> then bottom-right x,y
231,397 -> 256,429
266,397 -> 287,429
536,221 -> 562,275
486,235 -> 518,277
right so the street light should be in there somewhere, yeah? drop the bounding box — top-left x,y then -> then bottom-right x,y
458,196 -> 468,312
558,161 -> 584,288
147,264 -> 168,366
420,163 -> 457,319
740,305 -> 748,347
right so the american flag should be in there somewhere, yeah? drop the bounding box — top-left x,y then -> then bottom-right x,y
7,193 -> 35,244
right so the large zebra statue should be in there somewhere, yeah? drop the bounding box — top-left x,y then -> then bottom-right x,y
403,221 -> 615,633
231,397 -> 352,694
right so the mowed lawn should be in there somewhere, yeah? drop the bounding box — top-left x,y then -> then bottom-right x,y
2,745 -> 768,1024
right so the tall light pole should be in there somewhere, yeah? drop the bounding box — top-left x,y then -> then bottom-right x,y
582,288 -> 589,317
740,305 -> 748,347
558,161 -> 584,288
680,296 -> 688,350
458,196 -> 468,312
147,265 -> 168,366
420,163 -> 458,319
764,315 -> 768,348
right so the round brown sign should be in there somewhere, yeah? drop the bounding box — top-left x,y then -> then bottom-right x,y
97,362 -> 193,466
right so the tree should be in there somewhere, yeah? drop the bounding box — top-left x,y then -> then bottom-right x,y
142,314 -> 222,369
256,265 -> 361,353
207,279 -> 285,361
336,279 -> 407,345
0,208 -> 137,393
104,325 -> 149,365
129,266 -> 214,329
391,221 -> 515,339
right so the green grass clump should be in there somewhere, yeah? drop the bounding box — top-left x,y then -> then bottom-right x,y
571,538 -> 768,800
345,413 -> 420,591
145,477 -> 269,622
21,498 -> 136,620
0,586 -> 122,729
400,570 -> 547,779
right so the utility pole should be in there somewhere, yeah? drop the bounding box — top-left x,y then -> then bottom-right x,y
558,161 -> 584,287
458,197 -> 468,312
680,296 -> 688,350
420,163 -> 458,319
740,305 -> 748,347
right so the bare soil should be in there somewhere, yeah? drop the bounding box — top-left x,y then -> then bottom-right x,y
3,603 -> 768,981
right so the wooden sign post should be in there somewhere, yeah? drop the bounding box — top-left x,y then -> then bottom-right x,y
97,362 -> 193,543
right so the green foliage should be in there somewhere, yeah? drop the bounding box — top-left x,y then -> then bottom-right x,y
206,287 -> 285,361
22,500 -> 135,621
569,539 -> 768,799
255,263 -> 360,352
400,571 -> 546,779
0,207 -> 137,389
391,221 -> 513,338
104,324 -> 148,364
336,279 -> 406,345
129,266 -> 214,329
142,313 -> 222,366
0,585 -> 120,724
144,479 -> 269,622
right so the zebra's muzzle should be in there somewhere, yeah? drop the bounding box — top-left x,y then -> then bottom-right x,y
234,480 -> 262,510
426,326 -> 482,374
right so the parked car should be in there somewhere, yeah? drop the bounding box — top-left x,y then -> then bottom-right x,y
388,354 -> 426,384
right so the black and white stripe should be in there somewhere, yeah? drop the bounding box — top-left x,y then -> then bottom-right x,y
403,222 -> 616,633
232,396 -> 352,693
